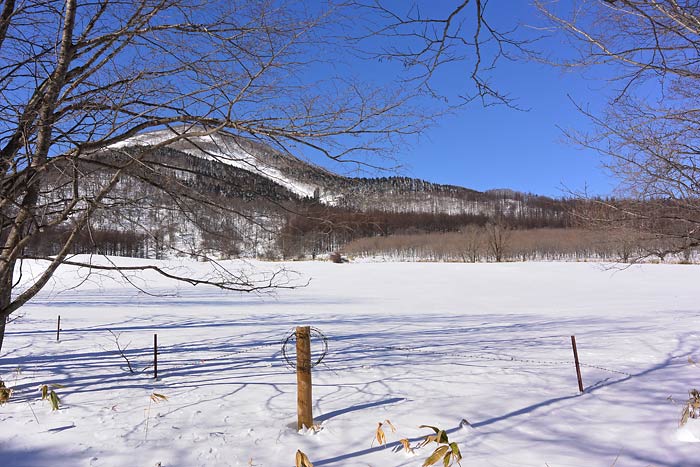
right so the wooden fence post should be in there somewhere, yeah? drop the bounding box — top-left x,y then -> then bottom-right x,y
153,333 -> 158,380
296,326 -> 313,430
56,315 -> 61,342
571,335 -> 584,393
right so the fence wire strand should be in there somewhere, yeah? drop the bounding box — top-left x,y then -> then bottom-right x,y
325,342 -> 634,377
109,331 -> 634,379
154,340 -> 282,374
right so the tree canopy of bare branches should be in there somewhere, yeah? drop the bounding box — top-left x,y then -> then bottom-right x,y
4,0 -> 700,353
0,0 -> 425,353
536,0 -> 700,258
352,0 -> 533,106
357,1 -> 700,259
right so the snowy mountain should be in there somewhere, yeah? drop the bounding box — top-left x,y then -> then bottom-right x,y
109,127 -> 334,202
29,128 -> 570,259
108,127 -> 562,220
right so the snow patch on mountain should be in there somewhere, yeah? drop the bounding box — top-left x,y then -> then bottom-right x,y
108,128 -> 551,218
110,128 -> 334,203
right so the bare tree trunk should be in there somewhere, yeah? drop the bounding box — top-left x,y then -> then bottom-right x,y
487,222 -> 510,262
0,316 -> 6,356
0,261 -> 13,355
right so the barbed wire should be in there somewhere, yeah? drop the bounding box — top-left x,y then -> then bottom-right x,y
150,340 -> 282,375
326,342 -> 634,377
281,327 -> 329,370
579,362 -> 632,377
102,330 -> 634,379
147,328 -> 331,376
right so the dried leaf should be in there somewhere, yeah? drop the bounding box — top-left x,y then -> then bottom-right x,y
309,423 -> 323,434
0,385 -> 12,405
49,390 -> 60,411
681,406 -> 690,427
295,449 -> 313,467
399,438 -> 412,453
374,422 -> 386,446
680,389 -> 700,425
418,434 -> 437,448
150,393 -> 168,403
422,445 -> 449,467
449,442 -> 462,462
385,419 -> 397,433
419,425 -> 440,434
40,385 -> 48,400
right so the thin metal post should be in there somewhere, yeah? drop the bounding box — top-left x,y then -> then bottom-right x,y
571,335 -> 584,393
153,333 -> 158,380
56,315 -> 61,342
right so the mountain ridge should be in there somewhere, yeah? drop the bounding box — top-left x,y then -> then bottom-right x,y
109,127 -> 554,218
26,127 -> 571,259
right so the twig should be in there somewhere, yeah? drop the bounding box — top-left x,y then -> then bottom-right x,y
26,402 -> 40,424
108,330 -> 135,374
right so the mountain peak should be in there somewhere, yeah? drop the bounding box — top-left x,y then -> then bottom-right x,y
111,126 -> 334,201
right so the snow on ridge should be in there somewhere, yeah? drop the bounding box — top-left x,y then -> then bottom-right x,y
108,128 -> 528,212
109,128 -> 327,202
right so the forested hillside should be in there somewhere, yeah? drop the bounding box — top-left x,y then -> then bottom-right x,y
16,129 -> 689,263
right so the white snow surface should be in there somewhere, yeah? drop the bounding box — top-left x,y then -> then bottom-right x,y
2,259 -> 700,467
678,419 -> 700,443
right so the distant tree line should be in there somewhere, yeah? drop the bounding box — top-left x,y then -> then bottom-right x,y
25,226 -> 148,258
274,198 -> 576,259
13,143 -> 696,264
342,226 -> 698,264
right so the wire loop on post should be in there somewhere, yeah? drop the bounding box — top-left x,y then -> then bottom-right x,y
282,327 -> 328,371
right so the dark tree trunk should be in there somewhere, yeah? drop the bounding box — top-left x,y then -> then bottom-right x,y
0,316 -> 6,356
0,260 -> 14,355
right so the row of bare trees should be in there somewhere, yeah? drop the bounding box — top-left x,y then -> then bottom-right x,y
342,225 -> 697,264
358,0 -> 700,256
19,192 -> 692,264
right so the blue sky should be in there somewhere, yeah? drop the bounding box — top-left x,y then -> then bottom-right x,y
333,2 -> 621,198
396,59 -> 617,198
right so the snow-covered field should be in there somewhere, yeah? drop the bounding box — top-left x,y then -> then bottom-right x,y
1,259 -> 699,467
